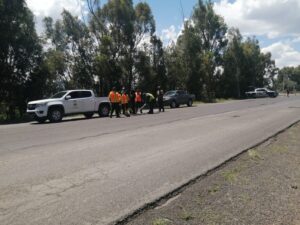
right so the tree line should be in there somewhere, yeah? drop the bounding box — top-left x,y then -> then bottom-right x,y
0,0 -> 299,120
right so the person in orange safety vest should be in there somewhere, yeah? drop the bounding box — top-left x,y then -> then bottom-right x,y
135,89 -> 142,114
121,89 -> 130,117
108,87 -> 120,118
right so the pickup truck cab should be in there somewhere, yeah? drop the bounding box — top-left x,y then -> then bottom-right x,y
27,90 -> 110,123
163,90 -> 195,108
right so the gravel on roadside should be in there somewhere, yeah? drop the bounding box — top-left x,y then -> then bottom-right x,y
124,123 -> 300,225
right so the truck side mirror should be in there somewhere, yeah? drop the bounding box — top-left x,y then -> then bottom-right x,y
65,95 -> 71,100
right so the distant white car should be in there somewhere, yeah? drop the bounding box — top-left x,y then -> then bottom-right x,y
245,88 -> 278,98
27,90 -> 110,123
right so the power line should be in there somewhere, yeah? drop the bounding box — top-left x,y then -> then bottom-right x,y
179,0 -> 185,23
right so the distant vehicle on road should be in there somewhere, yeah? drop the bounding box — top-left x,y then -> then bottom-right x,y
27,90 -> 110,123
163,90 -> 195,108
245,88 -> 278,98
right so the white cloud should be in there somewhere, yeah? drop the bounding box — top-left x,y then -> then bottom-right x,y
214,0 -> 300,38
214,0 -> 300,67
161,25 -> 178,45
160,19 -> 188,46
262,42 -> 300,68
26,0 -> 85,34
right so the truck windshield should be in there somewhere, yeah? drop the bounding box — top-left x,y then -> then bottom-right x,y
50,91 -> 68,99
164,91 -> 177,96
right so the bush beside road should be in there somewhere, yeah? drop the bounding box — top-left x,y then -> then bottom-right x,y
124,123 -> 300,225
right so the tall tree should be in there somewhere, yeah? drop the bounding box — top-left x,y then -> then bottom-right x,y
88,0 -> 155,92
192,0 -> 227,101
0,0 -> 42,119
221,28 -> 243,98
278,66 -> 300,91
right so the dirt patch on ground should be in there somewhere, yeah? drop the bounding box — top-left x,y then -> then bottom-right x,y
124,123 -> 300,225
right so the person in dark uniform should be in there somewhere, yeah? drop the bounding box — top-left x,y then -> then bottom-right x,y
157,87 -> 165,112
129,90 -> 136,114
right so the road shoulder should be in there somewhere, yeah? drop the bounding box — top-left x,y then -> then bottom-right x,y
124,123 -> 300,225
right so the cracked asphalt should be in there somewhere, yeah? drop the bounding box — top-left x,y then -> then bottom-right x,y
0,96 -> 300,225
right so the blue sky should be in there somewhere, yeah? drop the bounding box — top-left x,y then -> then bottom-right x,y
133,0 -> 198,35
26,0 -> 300,68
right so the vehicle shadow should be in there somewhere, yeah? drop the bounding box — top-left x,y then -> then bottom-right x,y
30,106 -> 198,125
30,116 -> 103,125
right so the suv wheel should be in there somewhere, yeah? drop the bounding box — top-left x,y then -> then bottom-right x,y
48,107 -> 63,123
170,101 -> 177,108
187,99 -> 193,107
99,104 -> 110,117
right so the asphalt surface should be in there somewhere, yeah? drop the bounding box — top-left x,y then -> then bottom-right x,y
1,96 -> 300,225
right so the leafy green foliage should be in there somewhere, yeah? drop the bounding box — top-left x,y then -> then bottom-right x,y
0,0 -> 42,119
277,66 -> 300,91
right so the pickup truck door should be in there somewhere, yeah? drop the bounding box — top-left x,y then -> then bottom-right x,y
64,91 -> 83,114
79,91 -> 95,112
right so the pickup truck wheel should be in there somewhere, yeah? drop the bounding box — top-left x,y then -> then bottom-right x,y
170,101 -> 177,108
84,113 -> 94,119
187,99 -> 193,107
99,104 -> 110,117
48,107 -> 63,123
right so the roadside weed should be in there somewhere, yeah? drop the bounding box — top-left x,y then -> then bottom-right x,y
270,145 -> 288,154
208,184 -> 220,194
179,208 -> 194,221
248,150 -> 262,160
222,168 -> 240,183
152,218 -> 171,225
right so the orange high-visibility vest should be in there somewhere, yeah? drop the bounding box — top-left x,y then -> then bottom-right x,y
135,92 -> 142,102
117,92 -> 122,103
121,94 -> 129,104
109,91 -> 118,103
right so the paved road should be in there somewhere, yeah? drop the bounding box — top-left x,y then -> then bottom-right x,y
1,96 -> 300,225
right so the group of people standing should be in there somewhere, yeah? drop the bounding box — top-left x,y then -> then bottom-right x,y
108,87 -> 165,118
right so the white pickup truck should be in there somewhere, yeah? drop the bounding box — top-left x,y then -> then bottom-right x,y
27,90 -> 110,123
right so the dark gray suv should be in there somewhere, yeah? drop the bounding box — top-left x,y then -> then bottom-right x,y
163,90 -> 195,108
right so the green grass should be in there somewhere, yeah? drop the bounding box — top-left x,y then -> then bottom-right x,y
152,218 -> 171,225
222,168 -> 241,183
270,145 -> 289,154
248,150 -> 263,160
198,209 -> 223,225
208,184 -> 220,194
180,209 -> 194,221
